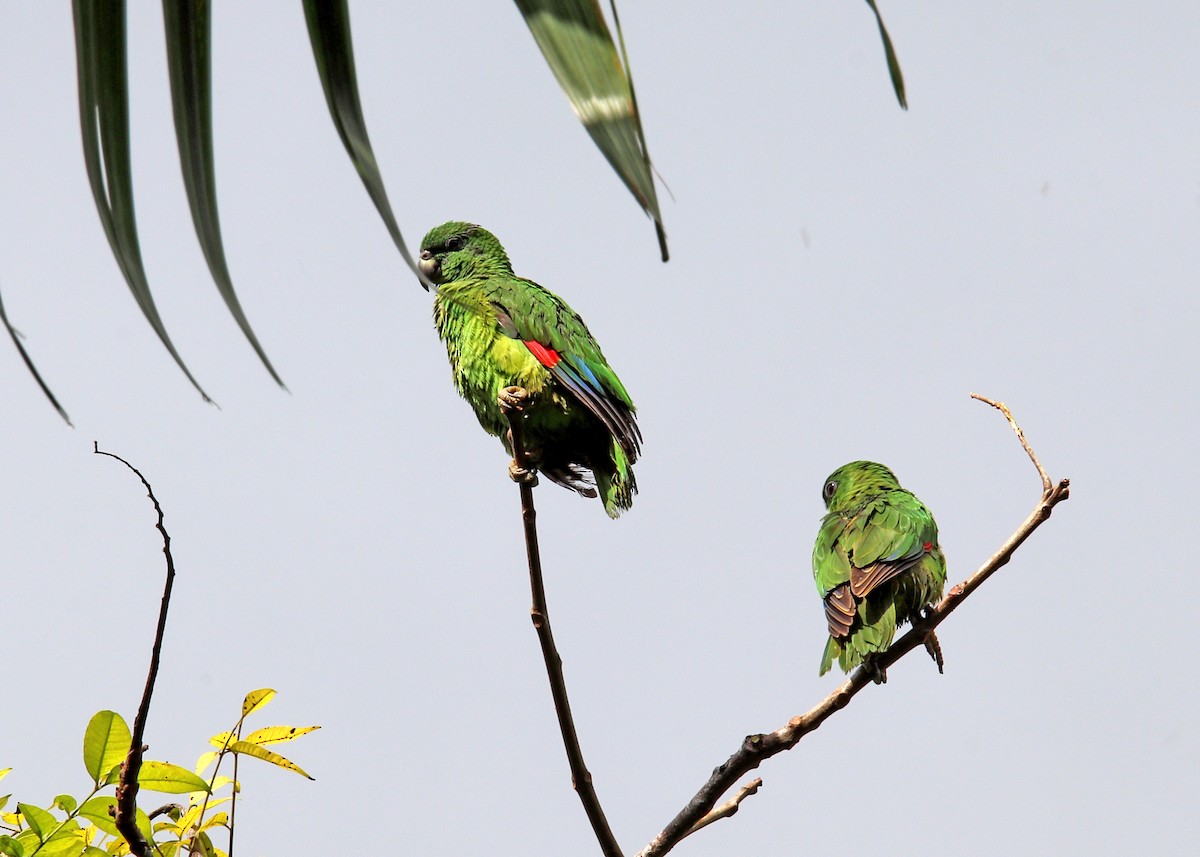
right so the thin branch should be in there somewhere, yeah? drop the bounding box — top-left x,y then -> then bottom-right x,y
636,397 -> 1070,857
94,443 -> 178,857
499,387 -> 624,857
681,778 -> 762,839
970,393 -> 1051,492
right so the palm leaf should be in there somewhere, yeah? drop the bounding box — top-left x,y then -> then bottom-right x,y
302,0 -> 430,287
71,0 -> 212,401
515,0 -> 668,261
162,0 -> 285,387
0,285 -> 71,425
864,0 -> 907,109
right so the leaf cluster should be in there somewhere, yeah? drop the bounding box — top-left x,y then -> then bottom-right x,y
0,690 -> 316,857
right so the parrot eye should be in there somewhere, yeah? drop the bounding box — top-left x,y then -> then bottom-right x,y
823,480 -> 838,500
446,235 -> 468,252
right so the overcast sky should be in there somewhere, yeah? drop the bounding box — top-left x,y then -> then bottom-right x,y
1,3 -> 1195,855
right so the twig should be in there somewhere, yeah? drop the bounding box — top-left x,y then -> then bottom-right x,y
499,388 -> 624,857
681,778 -> 762,839
94,443 -> 178,857
635,397 -> 1070,857
970,394 -> 1052,492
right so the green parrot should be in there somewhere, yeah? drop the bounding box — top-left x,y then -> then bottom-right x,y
418,221 -> 641,518
812,461 -> 947,682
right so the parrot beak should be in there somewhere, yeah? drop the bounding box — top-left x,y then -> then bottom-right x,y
417,249 -> 439,292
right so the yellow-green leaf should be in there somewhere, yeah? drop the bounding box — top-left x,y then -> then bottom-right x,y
78,797 -> 120,838
0,834 -> 23,857
0,769 -> 10,784
241,689 -> 275,718
13,833 -> 37,857
241,726 -> 321,746
136,762 -> 211,795
0,813 -> 20,827
194,751 -> 218,773
82,848 -> 108,857
199,811 -> 227,833
15,804 -> 56,842
52,794 -> 77,814
83,711 -> 131,786
35,826 -> 83,857
226,741 -> 313,780
208,732 -> 234,750
173,804 -> 201,836
0,796 -> 8,813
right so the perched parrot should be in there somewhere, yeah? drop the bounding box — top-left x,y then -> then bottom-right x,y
812,461 -> 947,682
418,221 -> 641,518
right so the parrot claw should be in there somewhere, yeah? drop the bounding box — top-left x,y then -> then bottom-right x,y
923,629 -> 945,674
862,656 -> 888,685
498,385 -> 531,413
509,459 -> 539,486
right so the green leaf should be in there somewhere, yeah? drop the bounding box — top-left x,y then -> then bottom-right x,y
0,796 -> 8,813
82,849 -> 109,857
78,797 -> 120,838
82,711 -> 131,786
34,826 -> 83,857
136,762 -> 211,795
77,797 -> 152,845
240,725 -> 321,746
226,741 -> 313,780
240,689 -> 275,718
71,0 -> 211,401
161,1 -> 284,388
864,0 -> 907,109
12,834 -> 36,857
51,795 -> 77,815
0,289 -> 69,424
301,0 -> 430,285
14,804 -> 56,842
0,835 -> 23,857
514,0 -> 667,260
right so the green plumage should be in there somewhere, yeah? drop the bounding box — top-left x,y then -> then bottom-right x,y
419,222 -> 641,518
812,461 -> 947,678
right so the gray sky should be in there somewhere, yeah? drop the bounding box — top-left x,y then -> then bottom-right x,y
1,3 -> 1195,855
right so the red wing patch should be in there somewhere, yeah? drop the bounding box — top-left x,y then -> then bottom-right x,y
923,542 -> 933,552
524,340 -> 561,368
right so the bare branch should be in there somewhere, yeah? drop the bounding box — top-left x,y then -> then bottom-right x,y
94,443 -> 178,857
970,393 -> 1052,492
636,398 -> 1069,857
681,778 -> 762,839
499,388 -> 624,857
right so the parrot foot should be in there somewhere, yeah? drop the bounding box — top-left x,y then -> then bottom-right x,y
923,630 -> 945,674
509,459 -> 539,487
862,655 -> 888,685
498,385 -> 531,414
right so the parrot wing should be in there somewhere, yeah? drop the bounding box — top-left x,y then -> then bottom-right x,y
490,286 -> 641,461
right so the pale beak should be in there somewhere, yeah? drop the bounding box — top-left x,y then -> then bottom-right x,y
417,249 -> 439,291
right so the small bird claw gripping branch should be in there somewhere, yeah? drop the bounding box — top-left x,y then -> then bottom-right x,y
633,395 -> 1069,857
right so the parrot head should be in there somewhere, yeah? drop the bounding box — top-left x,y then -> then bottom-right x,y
821,461 -> 902,512
418,221 -> 513,290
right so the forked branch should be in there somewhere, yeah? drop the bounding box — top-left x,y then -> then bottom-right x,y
635,396 -> 1069,857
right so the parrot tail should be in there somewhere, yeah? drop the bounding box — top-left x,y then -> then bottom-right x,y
596,441 -> 637,519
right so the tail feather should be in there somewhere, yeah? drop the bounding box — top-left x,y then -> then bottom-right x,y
595,441 -> 637,518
